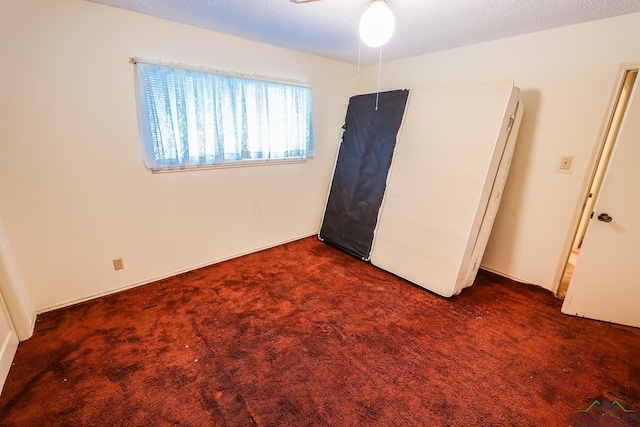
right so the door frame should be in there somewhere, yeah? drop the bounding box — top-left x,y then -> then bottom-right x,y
555,61 -> 640,294
0,290 -> 20,394
0,215 -> 35,340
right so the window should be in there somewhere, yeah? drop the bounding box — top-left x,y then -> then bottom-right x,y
134,61 -> 314,171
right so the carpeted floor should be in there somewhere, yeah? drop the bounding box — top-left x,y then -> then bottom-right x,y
1,237 -> 638,426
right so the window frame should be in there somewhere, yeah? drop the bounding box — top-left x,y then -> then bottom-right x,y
132,58 -> 314,173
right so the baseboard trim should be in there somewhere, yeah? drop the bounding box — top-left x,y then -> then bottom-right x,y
479,264 -> 533,286
36,232 -> 319,315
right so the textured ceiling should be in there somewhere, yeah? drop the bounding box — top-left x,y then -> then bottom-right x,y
88,0 -> 640,66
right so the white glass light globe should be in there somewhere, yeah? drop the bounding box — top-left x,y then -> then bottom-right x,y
359,1 -> 395,48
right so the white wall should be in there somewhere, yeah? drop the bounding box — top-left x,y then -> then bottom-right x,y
0,0 -> 356,311
358,13 -> 640,291
3,0 -> 637,312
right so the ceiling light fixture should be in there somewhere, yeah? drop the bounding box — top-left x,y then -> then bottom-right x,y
359,0 -> 395,48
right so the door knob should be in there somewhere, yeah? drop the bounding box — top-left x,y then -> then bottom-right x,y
597,213 -> 613,223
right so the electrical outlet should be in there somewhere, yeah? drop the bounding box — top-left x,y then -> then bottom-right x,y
113,258 -> 124,271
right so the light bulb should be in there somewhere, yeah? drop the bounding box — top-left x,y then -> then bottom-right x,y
359,0 -> 395,48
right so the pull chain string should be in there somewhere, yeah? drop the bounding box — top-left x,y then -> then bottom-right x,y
357,36 -> 362,75
375,46 -> 383,110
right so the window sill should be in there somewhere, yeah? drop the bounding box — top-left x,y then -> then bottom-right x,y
149,157 -> 312,174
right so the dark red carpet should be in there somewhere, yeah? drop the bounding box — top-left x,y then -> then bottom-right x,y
1,237 -> 638,426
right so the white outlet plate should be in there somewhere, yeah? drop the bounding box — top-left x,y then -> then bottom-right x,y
113,258 -> 124,270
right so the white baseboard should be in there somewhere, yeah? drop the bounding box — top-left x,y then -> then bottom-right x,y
37,232 -> 319,315
479,264 -> 532,285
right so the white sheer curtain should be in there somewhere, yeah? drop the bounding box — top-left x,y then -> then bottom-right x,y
135,63 -> 313,170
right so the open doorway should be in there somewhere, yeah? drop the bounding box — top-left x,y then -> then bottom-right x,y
557,68 -> 638,297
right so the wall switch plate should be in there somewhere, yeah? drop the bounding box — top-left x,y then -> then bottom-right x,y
113,258 -> 124,270
556,153 -> 577,174
559,155 -> 573,170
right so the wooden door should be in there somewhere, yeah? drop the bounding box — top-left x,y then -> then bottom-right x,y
561,76 -> 640,327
